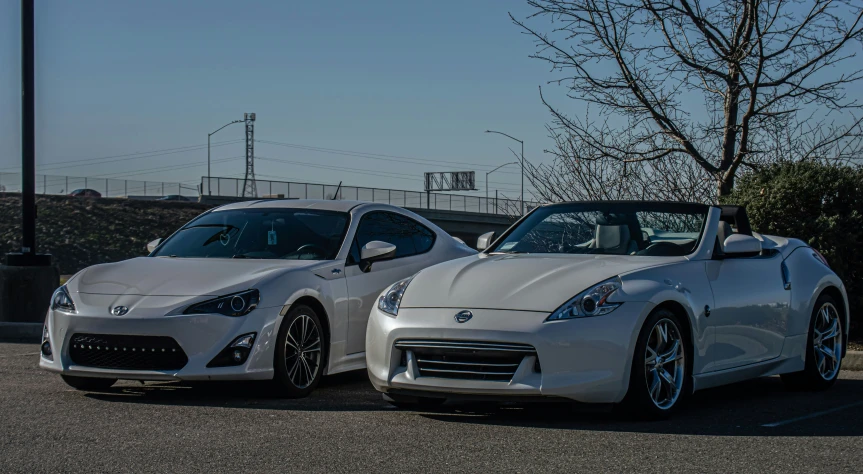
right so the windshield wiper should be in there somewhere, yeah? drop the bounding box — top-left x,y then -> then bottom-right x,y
231,254 -> 248,259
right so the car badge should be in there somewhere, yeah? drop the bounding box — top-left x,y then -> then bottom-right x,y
454,310 -> 473,323
111,306 -> 129,316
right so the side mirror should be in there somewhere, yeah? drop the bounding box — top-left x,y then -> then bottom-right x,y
476,231 -> 496,251
146,238 -> 162,253
359,240 -> 396,272
723,234 -> 761,255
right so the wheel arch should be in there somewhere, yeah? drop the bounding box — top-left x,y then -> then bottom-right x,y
818,285 -> 848,356
279,295 -> 332,372
651,300 -> 696,395
652,300 -> 695,358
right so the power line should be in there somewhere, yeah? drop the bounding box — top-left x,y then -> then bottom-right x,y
0,139 -> 244,172
254,139 -> 525,176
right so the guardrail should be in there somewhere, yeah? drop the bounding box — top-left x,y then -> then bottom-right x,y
201,177 -> 538,215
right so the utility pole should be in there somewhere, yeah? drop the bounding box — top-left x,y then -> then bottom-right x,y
2,0 -> 59,325
241,113 -> 257,198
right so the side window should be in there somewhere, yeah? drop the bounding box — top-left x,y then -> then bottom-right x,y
351,211 -> 436,262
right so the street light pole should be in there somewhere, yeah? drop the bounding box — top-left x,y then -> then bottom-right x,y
485,130 -> 525,215
207,120 -> 243,195
485,161 -> 518,214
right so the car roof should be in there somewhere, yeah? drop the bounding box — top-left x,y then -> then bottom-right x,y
213,199 -> 366,213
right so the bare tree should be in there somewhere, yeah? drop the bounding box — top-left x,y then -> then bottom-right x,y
514,0 -> 863,200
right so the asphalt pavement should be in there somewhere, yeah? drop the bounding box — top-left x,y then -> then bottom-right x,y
2,342 -> 862,473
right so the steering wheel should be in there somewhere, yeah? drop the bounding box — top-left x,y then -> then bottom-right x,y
294,244 -> 327,259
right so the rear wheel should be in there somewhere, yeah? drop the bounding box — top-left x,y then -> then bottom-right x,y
781,294 -> 843,390
272,305 -> 326,398
61,375 -> 117,391
621,308 -> 691,420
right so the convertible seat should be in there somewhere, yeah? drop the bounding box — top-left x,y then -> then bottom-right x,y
594,224 -> 638,255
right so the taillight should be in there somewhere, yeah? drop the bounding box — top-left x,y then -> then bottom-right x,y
812,249 -> 830,268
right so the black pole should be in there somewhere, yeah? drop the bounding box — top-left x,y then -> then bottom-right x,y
7,0 -> 50,266
21,0 -> 35,256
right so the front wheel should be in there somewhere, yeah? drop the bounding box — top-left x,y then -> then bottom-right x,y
272,304 -> 326,398
781,294 -> 843,390
620,308 -> 691,420
61,375 -> 117,391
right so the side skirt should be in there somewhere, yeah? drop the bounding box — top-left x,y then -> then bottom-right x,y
693,333 -> 807,392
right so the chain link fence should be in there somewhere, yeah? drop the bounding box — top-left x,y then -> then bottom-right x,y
202,177 -> 538,215
0,173 -> 199,198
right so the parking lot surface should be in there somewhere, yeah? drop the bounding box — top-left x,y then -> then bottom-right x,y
2,342 -> 862,473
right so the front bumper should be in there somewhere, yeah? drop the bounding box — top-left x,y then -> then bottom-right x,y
365,302 -> 654,404
39,295 -> 283,381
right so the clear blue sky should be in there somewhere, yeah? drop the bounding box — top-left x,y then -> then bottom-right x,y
0,0 -> 563,198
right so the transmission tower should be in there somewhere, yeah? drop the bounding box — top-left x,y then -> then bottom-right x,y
241,112 -> 257,197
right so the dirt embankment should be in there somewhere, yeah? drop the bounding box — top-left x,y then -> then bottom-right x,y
0,194 -> 210,275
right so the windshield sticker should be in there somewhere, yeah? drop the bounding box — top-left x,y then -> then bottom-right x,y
219,233 -> 231,246
499,242 -> 517,250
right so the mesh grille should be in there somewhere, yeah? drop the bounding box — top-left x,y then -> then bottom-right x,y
69,333 -> 188,371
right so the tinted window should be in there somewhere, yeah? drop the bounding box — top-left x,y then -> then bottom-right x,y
153,209 -> 349,260
351,211 -> 436,261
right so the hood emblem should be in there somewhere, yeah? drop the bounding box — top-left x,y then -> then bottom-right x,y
111,306 -> 129,316
454,310 -> 473,323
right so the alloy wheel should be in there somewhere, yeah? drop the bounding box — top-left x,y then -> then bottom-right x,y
813,302 -> 842,381
644,318 -> 685,410
284,314 -> 322,389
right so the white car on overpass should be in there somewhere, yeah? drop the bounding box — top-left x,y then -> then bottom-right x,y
366,201 -> 849,419
39,200 -> 475,397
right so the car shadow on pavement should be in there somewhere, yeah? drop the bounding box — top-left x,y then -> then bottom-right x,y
84,370 -> 863,436
417,376 -> 863,437
84,369 -> 389,412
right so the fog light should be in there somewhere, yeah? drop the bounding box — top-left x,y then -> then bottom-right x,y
207,333 -> 257,368
41,325 -> 53,361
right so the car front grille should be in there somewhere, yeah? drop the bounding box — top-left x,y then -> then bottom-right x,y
394,340 -> 537,382
69,333 -> 188,371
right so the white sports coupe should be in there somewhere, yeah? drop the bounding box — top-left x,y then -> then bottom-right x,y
39,200 -> 475,397
366,201 -> 849,418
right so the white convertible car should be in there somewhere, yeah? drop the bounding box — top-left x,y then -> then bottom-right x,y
366,201 -> 849,418
39,200 -> 475,397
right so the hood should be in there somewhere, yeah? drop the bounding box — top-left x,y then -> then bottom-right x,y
69,257 -> 320,297
400,253 -> 680,312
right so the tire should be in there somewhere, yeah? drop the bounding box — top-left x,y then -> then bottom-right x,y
272,304 -> 327,398
620,308 -> 691,420
61,375 -> 117,391
781,294 -> 843,391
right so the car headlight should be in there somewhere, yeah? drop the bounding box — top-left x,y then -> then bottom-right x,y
378,275 -> 415,316
51,286 -> 76,313
546,277 -> 623,321
184,289 -> 260,316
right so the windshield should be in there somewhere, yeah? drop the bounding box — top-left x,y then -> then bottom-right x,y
491,202 -> 708,257
153,208 -> 350,260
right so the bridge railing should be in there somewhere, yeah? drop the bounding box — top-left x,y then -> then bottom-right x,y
201,177 -> 538,215
0,172 -> 198,198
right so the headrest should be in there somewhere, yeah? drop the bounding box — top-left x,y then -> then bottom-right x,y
595,224 -> 630,249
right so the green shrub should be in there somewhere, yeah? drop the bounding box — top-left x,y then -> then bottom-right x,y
723,161 -> 862,332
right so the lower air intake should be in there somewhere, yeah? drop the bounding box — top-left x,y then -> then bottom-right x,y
395,340 -> 537,382
69,333 -> 188,371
